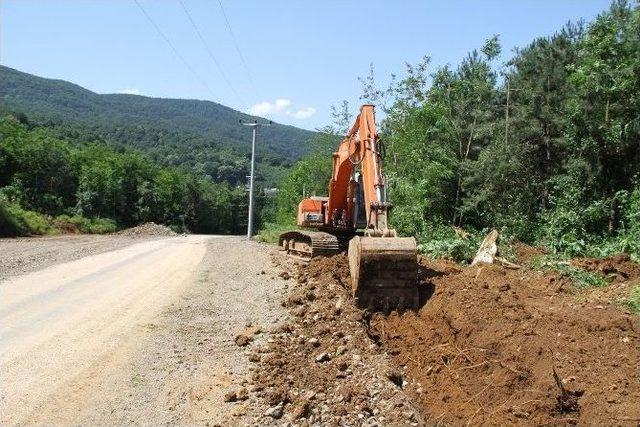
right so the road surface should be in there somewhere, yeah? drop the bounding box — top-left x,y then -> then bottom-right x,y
0,234 -> 288,425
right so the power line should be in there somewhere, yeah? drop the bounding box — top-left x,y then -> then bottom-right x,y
178,0 -> 244,103
132,0 -> 216,99
216,0 -> 259,98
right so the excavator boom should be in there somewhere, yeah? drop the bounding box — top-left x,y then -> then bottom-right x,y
279,105 -> 418,309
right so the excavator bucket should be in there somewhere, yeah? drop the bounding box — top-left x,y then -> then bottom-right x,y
348,236 -> 419,310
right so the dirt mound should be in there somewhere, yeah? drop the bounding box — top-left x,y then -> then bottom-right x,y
373,257 -> 639,426
263,251 -> 639,426
117,222 -> 177,237
571,253 -> 640,284
250,254 -> 427,425
512,242 -> 547,264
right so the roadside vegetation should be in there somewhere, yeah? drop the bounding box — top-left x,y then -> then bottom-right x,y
262,2 -> 640,264
530,255 -> 609,289
0,115 -> 265,236
622,284 -> 640,312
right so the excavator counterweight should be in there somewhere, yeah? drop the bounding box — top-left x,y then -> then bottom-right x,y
279,105 -> 418,309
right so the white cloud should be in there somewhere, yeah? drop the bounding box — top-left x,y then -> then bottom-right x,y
118,88 -> 140,95
249,98 -> 291,115
248,98 -> 316,120
288,107 -> 316,119
274,98 -> 291,111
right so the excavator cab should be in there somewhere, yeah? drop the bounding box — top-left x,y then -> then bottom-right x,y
280,105 -> 419,310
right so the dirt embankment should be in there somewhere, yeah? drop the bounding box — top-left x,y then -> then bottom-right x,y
376,256 -> 639,426
267,252 -> 639,426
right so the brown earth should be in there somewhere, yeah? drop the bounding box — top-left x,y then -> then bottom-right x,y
569,253 -> 640,308
265,252 -> 640,426
512,242 -> 547,264
571,253 -> 640,284
375,257 -> 639,426
249,253 -> 427,426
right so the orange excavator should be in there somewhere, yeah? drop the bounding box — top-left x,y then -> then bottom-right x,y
279,104 -> 418,309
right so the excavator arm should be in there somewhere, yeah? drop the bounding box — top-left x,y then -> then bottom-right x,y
328,104 -> 391,234
280,105 -> 419,310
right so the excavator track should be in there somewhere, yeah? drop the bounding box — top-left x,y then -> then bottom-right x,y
279,231 -> 346,260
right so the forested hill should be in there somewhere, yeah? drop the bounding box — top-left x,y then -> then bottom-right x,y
0,65 -> 315,185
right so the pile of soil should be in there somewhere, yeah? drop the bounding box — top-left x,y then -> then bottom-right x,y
373,257 -> 639,426
262,251 -> 639,426
571,253 -> 640,284
249,254 -> 426,426
117,222 -> 177,237
569,253 -> 640,310
512,242 -> 547,264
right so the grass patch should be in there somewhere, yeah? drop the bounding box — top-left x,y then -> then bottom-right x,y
255,222 -> 296,244
3,202 -> 60,236
621,284 -> 640,313
54,215 -> 117,234
531,255 -> 609,288
418,231 -> 482,264
1,197 -> 117,236
0,199 -> 26,236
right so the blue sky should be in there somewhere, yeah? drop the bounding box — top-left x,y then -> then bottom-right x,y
1,0 -> 611,130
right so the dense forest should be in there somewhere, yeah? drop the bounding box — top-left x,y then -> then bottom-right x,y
0,65 -> 318,237
0,114 -> 259,236
0,65 -> 315,186
267,1 -> 639,261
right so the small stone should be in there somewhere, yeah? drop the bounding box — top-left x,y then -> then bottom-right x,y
224,390 -> 238,402
265,404 -> 284,419
315,352 -> 331,363
236,387 -> 249,401
235,334 -> 251,347
309,337 -> 320,347
290,400 -> 311,420
279,271 -> 291,280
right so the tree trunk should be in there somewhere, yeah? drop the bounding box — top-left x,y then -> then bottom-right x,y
608,194 -> 617,234
452,118 -> 477,225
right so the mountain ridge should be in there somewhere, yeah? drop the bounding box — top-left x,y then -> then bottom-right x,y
0,65 -> 315,185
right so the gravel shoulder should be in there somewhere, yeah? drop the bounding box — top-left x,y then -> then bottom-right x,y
0,234 -> 160,281
2,235 -> 289,426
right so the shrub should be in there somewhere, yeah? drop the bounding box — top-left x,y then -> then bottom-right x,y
4,202 -> 59,235
54,215 -> 117,234
0,198 -> 25,236
418,229 -> 481,264
255,222 -> 294,244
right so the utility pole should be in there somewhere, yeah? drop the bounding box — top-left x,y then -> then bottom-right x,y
240,119 -> 271,239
